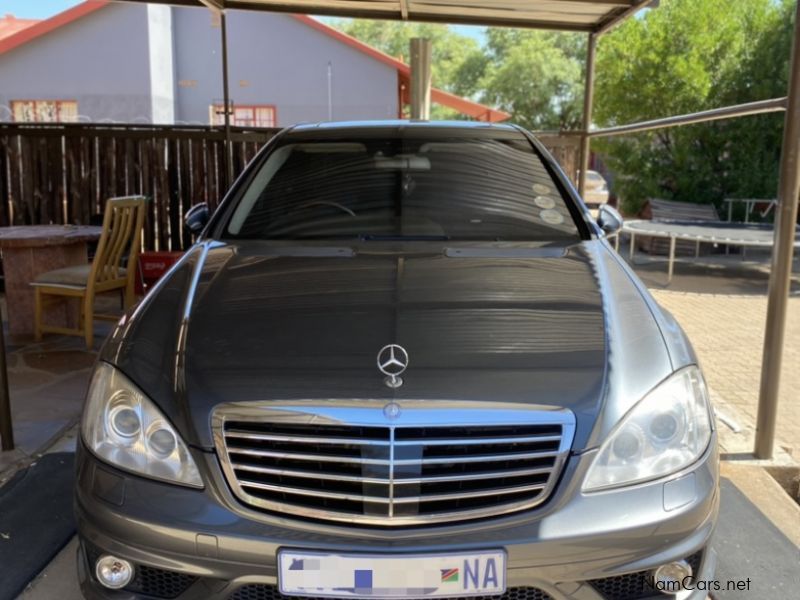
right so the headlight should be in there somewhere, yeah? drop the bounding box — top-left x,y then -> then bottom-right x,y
583,366 -> 712,492
82,363 -> 203,488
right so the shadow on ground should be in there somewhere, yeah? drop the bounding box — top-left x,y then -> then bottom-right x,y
618,240 -> 800,296
0,296 -> 115,477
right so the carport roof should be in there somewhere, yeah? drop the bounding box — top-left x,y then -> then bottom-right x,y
126,0 -> 652,32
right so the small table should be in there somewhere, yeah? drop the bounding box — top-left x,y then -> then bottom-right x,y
0,225 -> 102,337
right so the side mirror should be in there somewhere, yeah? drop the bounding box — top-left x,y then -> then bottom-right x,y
596,204 -> 623,236
184,203 -> 209,234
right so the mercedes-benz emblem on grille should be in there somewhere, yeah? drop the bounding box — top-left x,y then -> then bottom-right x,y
383,402 -> 401,419
377,344 -> 408,389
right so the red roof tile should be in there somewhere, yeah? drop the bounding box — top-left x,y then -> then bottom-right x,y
0,15 -> 41,41
0,1 -> 109,55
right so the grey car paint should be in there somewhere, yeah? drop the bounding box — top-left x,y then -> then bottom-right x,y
102,238 -> 684,456
79,121 -> 718,600
75,437 -> 718,599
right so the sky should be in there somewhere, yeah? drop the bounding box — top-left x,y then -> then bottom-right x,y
0,0 -> 487,44
449,24 -> 486,45
0,0 -> 80,19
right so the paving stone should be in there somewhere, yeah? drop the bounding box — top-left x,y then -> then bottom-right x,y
621,242 -> 800,458
651,290 -> 800,458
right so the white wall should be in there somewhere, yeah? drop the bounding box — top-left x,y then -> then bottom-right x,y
147,4 -> 176,124
172,8 -> 399,126
0,3 -> 154,122
0,4 -> 399,126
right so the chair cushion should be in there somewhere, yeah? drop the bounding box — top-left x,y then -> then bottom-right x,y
33,264 -> 92,287
33,265 -> 127,288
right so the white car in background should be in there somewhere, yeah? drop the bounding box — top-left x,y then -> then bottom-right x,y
581,169 -> 610,209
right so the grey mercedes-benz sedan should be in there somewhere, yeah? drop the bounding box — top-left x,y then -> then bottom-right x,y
75,121 -> 719,600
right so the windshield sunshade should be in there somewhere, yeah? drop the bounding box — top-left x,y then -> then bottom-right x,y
225,134 -> 580,242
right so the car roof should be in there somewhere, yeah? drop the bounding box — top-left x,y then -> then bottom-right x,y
290,119 -> 520,133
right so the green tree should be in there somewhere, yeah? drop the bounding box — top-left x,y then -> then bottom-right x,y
479,29 -> 585,130
594,0 -> 794,214
337,19 -> 484,92
334,0 -> 796,212
334,19 -> 486,118
334,20 -> 586,129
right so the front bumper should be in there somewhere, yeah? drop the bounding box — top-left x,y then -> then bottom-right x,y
75,436 -> 719,600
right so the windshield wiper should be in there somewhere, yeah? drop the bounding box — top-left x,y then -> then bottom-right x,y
359,234 -> 451,241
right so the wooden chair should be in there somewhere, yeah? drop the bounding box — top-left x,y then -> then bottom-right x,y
32,196 -> 147,348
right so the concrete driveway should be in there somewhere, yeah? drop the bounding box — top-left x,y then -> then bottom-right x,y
19,538 -> 82,600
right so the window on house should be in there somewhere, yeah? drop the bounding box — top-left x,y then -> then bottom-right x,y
211,104 -> 276,128
12,100 -> 78,123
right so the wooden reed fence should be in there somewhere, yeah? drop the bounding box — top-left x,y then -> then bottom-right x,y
536,133 -> 580,184
0,123 -> 278,251
0,123 -> 579,252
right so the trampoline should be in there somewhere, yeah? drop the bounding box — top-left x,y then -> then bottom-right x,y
612,219 -> 800,283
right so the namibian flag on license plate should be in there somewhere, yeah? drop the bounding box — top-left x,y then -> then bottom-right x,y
279,549 -> 506,598
441,568 -> 459,583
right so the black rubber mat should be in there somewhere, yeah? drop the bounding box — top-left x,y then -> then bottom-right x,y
0,453 -> 76,600
713,478 -> 800,599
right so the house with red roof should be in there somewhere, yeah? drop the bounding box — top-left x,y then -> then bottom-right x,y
0,0 -> 508,126
0,14 -> 39,41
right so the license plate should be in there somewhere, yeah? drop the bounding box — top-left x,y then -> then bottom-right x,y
278,549 -> 506,598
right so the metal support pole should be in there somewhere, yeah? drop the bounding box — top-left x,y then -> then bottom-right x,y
220,10 -> 234,185
0,307 -> 14,452
327,61 -> 333,121
667,236 -> 676,284
409,38 -> 432,120
578,33 -> 597,197
755,1 -> 800,459
589,97 -> 786,139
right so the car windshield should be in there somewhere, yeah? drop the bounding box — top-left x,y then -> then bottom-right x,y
224,131 -> 580,242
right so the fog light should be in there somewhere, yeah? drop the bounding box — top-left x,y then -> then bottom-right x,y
95,555 -> 134,589
652,560 -> 693,595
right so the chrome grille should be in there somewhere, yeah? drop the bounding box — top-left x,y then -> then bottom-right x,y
214,402 -> 575,526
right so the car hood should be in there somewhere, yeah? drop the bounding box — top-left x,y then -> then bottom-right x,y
102,240 -> 674,450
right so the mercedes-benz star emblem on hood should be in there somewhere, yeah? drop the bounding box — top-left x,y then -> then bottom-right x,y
377,344 -> 409,389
